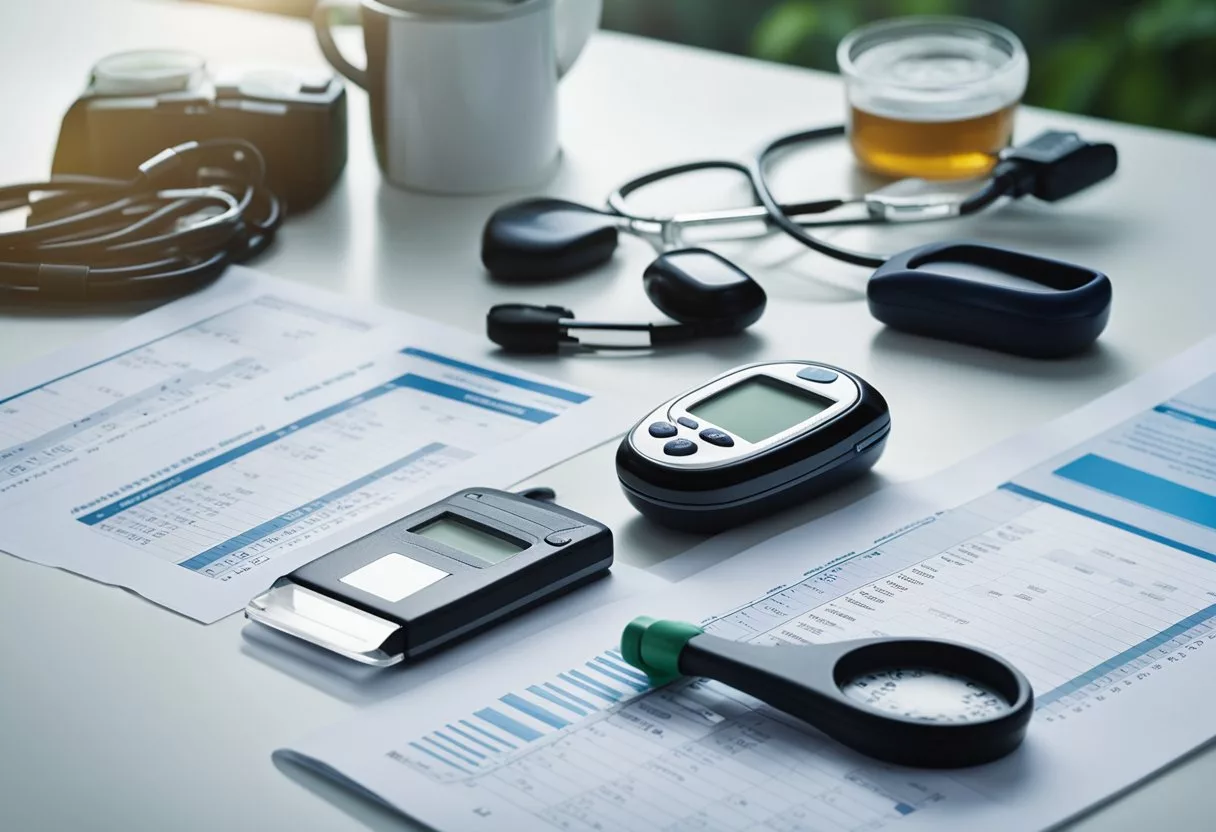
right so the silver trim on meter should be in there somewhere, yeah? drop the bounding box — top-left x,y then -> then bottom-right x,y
627,362 -> 861,470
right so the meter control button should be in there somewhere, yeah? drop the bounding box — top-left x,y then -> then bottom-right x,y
648,421 -> 678,438
663,438 -> 698,456
699,428 -> 735,447
797,366 -> 838,383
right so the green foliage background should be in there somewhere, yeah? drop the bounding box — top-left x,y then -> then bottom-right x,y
601,0 -> 1216,137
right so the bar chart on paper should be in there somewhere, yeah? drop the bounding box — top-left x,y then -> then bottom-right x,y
351,372 -> 1216,832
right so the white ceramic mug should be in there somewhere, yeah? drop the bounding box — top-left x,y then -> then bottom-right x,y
314,0 -> 601,194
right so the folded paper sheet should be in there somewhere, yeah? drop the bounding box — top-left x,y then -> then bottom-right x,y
0,267 -> 628,622
283,335 -> 1216,832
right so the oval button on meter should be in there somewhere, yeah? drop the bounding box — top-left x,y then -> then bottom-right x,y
796,366 -> 838,383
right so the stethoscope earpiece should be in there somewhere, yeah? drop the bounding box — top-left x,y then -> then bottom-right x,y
486,248 -> 766,354
486,303 -> 577,353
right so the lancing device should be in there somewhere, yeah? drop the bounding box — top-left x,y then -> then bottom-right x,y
246,487 -> 612,667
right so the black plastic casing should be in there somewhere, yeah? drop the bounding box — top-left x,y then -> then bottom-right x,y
288,488 -> 612,660
644,248 -> 766,335
868,241 -> 1112,358
481,198 -> 620,282
1000,130 -> 1119,202
616,364 -> 890,532
486,303 -> 577,353
680,632 -> 1034,768
52,70 -> 347,213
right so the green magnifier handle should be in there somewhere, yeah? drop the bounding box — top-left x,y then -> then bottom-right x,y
621,615 -> 843,713
620,616 -> 704,685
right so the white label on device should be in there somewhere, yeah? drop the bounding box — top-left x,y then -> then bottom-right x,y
340,553 -> 449,603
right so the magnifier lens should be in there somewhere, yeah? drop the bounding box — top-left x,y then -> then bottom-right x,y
841,666 -> 1013,723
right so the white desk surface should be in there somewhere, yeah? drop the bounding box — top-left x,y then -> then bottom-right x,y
2,1 -> 1215,829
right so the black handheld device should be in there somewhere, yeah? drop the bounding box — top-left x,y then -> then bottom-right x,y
867,241 -> 1112,358
53,50 -> 347,213
246,488 -> 612,666
616,361 -> 890,532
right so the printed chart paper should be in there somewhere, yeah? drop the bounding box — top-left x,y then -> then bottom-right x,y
0,267 -> 628,622
282,335 -> 1216,832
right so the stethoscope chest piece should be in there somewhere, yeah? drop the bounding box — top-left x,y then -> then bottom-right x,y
481,198 -> 620,282
622,616 -> 1034,768
867,241 -> 1112,358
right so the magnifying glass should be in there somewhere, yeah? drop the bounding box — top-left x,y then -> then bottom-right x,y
622,617 -> 1034,768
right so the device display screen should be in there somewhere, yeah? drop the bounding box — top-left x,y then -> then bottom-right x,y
412,515 -> 525,565
689,376 -> 834,443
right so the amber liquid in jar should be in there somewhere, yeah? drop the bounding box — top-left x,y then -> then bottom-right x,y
839,18 -> 1028,181
848,101 -> 1016,179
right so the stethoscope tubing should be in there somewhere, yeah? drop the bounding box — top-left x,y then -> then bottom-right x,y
747,127 -> 889,267
607,155 -> 855,230
603,124 -> 1008,269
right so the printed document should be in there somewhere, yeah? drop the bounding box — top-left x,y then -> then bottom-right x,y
282,334 -> 1216,831
0,267 -> 627,622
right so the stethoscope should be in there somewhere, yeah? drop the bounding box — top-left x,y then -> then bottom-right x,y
484,126 -> 1118,359
622,616 -> 1034,768
0,139 -> 280,304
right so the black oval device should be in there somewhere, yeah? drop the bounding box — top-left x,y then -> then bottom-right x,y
616,360 -> 890,532
481,198 -> 620,282
867,241 -> 1113,358
644,249 -> 767,336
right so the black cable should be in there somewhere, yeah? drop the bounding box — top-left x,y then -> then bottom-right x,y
615,159 -> 847,220
748,126 -> 890,268
0,139 -> 282,305
957,171 -> 1015,216
610,127 -> 1109,271
746,126 -> 1118,267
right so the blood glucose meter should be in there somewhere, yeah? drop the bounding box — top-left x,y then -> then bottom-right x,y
245,488 -> 612,666
616,361 -> 890,531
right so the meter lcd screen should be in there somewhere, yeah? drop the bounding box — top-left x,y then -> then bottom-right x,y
412,515 -> 526,564
690,376 -> 833,443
